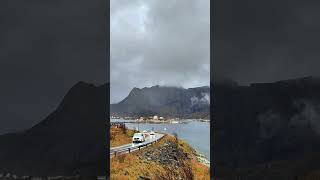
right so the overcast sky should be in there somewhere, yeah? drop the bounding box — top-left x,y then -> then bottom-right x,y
0,0 -> 107,134
110,0 -> 210,103
214,0 -> 320,85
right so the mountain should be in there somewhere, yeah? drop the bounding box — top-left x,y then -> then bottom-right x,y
110,85 -> 210,119
0,82 -> 108,176
213,76 -> 320,179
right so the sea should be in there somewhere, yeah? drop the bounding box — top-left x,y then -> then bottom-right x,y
110,118 -> 210,160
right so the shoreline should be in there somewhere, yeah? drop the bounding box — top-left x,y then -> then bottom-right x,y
123,126 -> 211,167
110,134 -> 210,179
121,127 -> 211,167
111,118 -> 210,124
195,149 -> 211,167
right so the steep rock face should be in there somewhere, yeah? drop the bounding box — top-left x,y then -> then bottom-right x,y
213,77 -> 320,173
0,82 -> 108,176
110,86 -> 210,118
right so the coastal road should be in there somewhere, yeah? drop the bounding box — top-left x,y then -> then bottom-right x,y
110,133 -> 164,156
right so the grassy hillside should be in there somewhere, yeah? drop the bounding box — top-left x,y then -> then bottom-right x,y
110,135 -> 210,180
216,153 -> 320,180
110,127 -> 136,147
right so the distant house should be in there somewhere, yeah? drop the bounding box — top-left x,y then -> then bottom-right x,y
159,116 -> 164,120
153,115 -> 159,120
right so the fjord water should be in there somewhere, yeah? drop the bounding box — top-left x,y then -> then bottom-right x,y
111,119 -> 210,160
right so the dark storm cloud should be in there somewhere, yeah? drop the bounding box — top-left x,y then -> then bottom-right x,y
111,0 -> 210,103
214,0 -> 320,84
0,0 -> 107,134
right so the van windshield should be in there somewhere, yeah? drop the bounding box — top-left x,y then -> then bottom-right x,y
133,133 -> 143,137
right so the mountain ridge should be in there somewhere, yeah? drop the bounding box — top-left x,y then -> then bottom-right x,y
111,85 -> 210,119
213,76 -> 320,178
0,81 -> 108,176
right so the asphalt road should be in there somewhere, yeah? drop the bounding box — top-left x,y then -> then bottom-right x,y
110,133 -> 164,156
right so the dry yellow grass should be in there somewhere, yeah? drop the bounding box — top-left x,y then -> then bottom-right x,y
191,159 -> 210,180
298,170 -> 320,180
111,153 -> 166,180
110,127 -> 135,147
110,135 -> 210,180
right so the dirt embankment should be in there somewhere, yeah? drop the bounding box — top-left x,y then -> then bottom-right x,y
110,127 -> 136,147
110,135 -> 210,180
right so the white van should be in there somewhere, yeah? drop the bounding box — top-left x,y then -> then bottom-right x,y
132,133 -> 145,143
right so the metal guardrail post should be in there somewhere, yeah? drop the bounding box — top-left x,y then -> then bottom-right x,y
110,134 -> 166,157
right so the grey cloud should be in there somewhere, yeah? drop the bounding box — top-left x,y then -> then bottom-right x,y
0,0 -> 107,134
214,0 -> 320,84
111,0 -> 210,103
257,99 -> 320,139
290,99 -> 320,135
258,110 -> 285,139
190,93 -> 210,106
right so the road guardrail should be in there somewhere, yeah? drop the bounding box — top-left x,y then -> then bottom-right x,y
110,134 -> 166,157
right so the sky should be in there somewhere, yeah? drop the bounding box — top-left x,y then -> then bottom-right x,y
214,0 -> 320,85
0,0 -> 107,134
110,0 -> 210,103
2,0 -> 319,133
